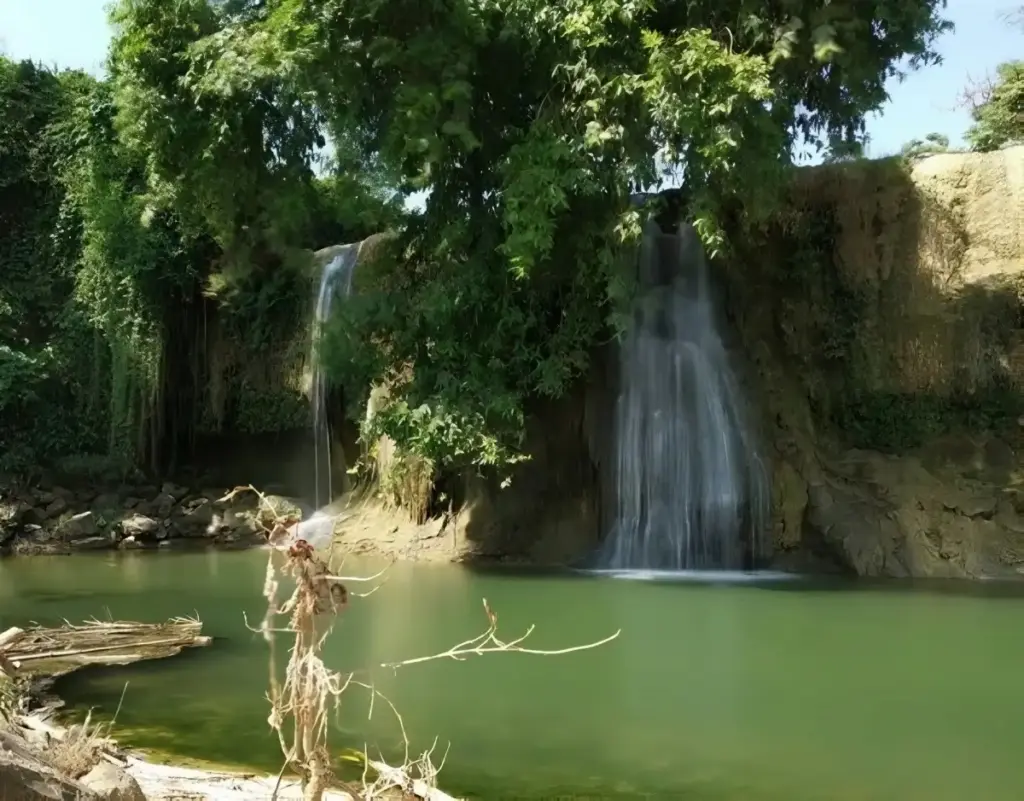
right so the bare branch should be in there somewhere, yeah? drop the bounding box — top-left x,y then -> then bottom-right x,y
999,5 -> 1024,28
956,71 -> 999,113
246,483 -> 620,801
376,598 -> 620,671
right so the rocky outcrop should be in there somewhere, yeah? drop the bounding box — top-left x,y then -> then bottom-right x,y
777,434 -> 1024,577
729,146 -> 1024,577
0,722 -> 117,801
0,746 -> 100,800
0,481 -> 292,555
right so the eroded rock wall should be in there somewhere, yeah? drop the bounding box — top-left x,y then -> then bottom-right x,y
729,146 -> 1024,577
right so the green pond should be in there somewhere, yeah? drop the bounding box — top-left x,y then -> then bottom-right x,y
2,550 -> 1024,800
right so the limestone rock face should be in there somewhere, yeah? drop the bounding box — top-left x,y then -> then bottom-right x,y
910,147 -> 1023,286
793,437 -> 1024,578
725,147 -> 1024,577
129,149 -> 1019,576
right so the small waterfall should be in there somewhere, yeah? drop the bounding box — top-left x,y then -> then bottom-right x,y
311,245 -> 359,508
598,220 -> 769,571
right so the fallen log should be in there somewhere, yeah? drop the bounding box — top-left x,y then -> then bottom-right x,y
0,616 -> 210,680
0,617 -> 213,800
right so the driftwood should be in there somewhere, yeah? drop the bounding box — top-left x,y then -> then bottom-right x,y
365,759 -> 459,801
0,617 -> 213,800
0,628 -> 25,652
0,617 -> 210,681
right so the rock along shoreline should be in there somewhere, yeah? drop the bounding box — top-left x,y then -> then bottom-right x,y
0,480 -> 299,555
0,478 -> 502,565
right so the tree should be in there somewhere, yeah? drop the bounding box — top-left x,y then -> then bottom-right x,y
823,134 -> 869,163
106,0 -> 953,476
901,131 -> 951,158
964,61 -> 1024,151
0,59 -> 111,471
957,6 -> 1022,152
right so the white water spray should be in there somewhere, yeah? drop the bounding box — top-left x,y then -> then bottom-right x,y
310,245 -> 359,509
598,221 -> 770,570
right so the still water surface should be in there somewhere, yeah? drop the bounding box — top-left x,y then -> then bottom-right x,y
2,550 -> 1023,800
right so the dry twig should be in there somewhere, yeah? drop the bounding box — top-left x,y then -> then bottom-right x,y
223,484 -> 620,801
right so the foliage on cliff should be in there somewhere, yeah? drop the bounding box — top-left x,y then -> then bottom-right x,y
111,0 -> 951,472
961,8 -> 1022,152
0,42 -> 395,474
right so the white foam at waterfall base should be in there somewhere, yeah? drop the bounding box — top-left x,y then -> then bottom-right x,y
311,245 -> 359,509
579,568 -> 798,584
597,221 -> 770,571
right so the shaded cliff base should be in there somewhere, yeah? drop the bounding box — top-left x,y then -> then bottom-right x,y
775,429 -> 1024,579
329,426 -> 1024,581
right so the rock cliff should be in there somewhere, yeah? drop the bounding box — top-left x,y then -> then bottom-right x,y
730,146 -> 1024,577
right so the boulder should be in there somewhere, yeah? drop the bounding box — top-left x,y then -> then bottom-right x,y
90,494 -> 122,519
42,497 -> 67,520
120,514 -> 160,541
80,762 -> 146,801
69,536 -> 112,551
0,500 -> 31,541
60,511 -> 99,539
171,498 -> 215,537
152,493 -> 176,518
803,448 -> 1024,578
261,495 -> 303,526
32,489 -> 56,506
160,482 -> 189,501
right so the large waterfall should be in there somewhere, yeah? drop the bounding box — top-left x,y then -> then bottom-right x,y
598,220 -> 769,571
310,245 -> 359,509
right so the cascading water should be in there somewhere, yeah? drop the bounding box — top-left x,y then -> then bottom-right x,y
597,220 -> 770,571
310,245 -> 359,509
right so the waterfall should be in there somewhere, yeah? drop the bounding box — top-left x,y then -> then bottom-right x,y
598,220 -> 769,571
311,245 -> 359,508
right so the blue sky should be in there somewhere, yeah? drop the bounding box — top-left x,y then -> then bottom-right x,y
0,0 -> 1019,159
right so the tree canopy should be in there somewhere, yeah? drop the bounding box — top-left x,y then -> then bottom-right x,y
101,0 -> 953,474
2,0 -> 954,476
901,132 -> 950,159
